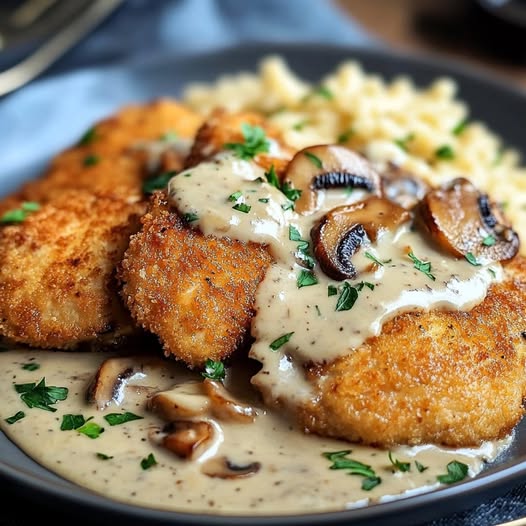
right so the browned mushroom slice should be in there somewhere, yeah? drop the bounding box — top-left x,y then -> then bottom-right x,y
87,355 -> 169,410
203,379 -> 258,423
381,163 -> 431,209
282,145 -> 382,215
149,419 -> 222,460
311,197 -> 411,280
201,455 -> 261,479
147,382 -> 210,420
417,177 -> 519,261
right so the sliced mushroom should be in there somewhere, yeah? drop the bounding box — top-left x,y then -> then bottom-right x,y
282,145 -> 382,215
147,382 -> 210,420
417,177 -> 519,261
201,455 -> 261,479
203,379 -> 258,423
381,163 -> 431,209
87,355 -> 168,410
149,419 -> 223,460
311,197 -> 411,280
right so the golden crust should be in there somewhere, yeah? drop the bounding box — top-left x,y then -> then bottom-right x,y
294,256 -> 526,448
0,191 -> 145,348
118,192 -> 273,368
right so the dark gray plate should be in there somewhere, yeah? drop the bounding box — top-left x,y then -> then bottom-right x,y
1,43 -> 526,526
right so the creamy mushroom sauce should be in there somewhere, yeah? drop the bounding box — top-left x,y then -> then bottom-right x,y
0,349 -> 511,514
0,150 -> 510,516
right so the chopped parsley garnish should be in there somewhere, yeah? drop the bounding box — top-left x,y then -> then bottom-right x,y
297,269 -> 318,288
141,453 -> 158,470
452,118 -> 468,136
488,268 -> 497,278
264,164 -> 280,189
415,460 -> 428,473
224,123 -> 270,160
408,251 -> 436,281
289,225 -> 302,241
394,133 -> 414,152
356,281 -> 375,291
202,359 -> 226,381
436,460 -> 469,484
335,282 -> 359,312
338,128 -> 354,144
258,198 -> 269,203
312,85 -> 334,100
78,127 -> 98,146
142,170 -> 176,194
96,453 -> 113,460
182,212 -> 199,223
482,235 -> 496,247
1,202 -> 40,224
304,151 -> 323,169
61,414 -> 87,430
104,412 -> 143,426
289,226 -> 315,269
269,332 -> 294,351
281,182 -> 302,202
228,191 -> 243,202
388,452 -> 411,472
465,252 -> 481,266
328,284 -> 338,297
20,362 -> 39,375
435,145 -> 455,160
160,130 -> 178,141
77,421 -> 104,439
323,450 -> 381,491
233,202 -> 251,213
292,120 -> 309,131
365,251 -> 390,267
5,411 -> 25,424
83,154 -> 100,167
14,378 -> 68,412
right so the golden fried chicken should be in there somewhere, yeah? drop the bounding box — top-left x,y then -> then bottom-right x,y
0,190 -> 144,349
290,256 -> 526,447
118,192 -> 272,367
0,99 -> 203,349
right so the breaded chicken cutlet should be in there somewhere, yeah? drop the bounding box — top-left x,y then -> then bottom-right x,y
0,99 -> 203,349
118,111 -> 293,366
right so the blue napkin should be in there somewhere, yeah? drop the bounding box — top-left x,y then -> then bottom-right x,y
0,2 -> 525,526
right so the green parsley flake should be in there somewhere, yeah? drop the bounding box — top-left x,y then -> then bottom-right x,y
14,378 -> 68,412
304,151 -> 323,169
465,252 -> 481,266
323,450 -> 381,491
224,123 -> 270,160
437,460 -> 469,484
1,202 -> 40,224
269,332 -> 294,351
338,129 -> 354,144
488,268 -> 497,278
78,127 -> 98,146
452,118 -> 468,136
83,154 -> 100,167
142,171 -> 176,194
281,182 -> 302,202
182,212 -> 199,223
141,453 -> 158,470
365,251 -> 389,267
356,281 -> 375,291
228,191 -> 243,202
394,133 -> 414,152
328,284 -> 338,297
289,225 -> 302,241
21,363 -> 40,371
408,251 -> 436,281
435,145 -> 455,160
335,282 -> 359,312
77,421 -> 104,439
415,460 -> 428,473
104,412 -> 143,426
258,198 -> 269,203
160,130 -> 178,141
5,411 -> 25,425
96,453 -> 113,460
61,414 -> 88,430
292,120 -> 309,131
312,85 -> 334,100
201,359 -> 226,381
482,235 -> 496,247
297,269 -> 318,288
388,452 -> 411,472
264,164 -> 280,189
233,202 -> 251,213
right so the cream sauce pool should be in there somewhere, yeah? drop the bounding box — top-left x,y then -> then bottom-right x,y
0,151 -> 510,516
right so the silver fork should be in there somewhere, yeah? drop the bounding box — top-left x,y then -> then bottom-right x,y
0,0 -> 123,97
